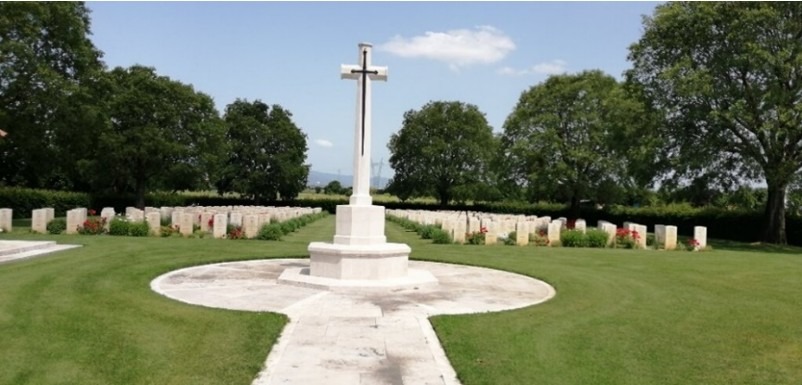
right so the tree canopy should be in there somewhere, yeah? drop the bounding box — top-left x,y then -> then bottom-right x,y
499,70 -> 650,216
628,2 -> 802,243
388,101 -> 496,206
87,66 -> 224,207
0,2 -> 103,188
217,99 -> 309,201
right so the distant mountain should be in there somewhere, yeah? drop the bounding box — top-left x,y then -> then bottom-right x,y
308,170 -> 390,189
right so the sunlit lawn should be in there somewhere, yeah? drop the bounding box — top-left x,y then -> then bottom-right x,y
1,216 -> 801,384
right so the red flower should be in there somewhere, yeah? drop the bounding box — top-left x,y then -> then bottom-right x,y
208,217 -> 214,228
480,226 -> 488,234
88,209 -> 96,216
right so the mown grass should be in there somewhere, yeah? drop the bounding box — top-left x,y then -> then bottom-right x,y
384,225 -> 802,385
0,219 -> 331,385
2,217 -> 801,384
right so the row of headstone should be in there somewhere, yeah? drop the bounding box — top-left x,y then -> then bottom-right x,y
27,206 -> 322,238
387,209 -> 576,246
388,209 -> 708,250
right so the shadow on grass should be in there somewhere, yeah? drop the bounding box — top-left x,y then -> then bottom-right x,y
708,238 -> 802,255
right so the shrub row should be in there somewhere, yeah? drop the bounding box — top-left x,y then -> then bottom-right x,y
256,211 -> 329,241
0,187 -> 90,218
386,215 -> 452,244
560,229 -> 609,248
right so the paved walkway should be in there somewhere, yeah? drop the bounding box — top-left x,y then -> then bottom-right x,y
0,240 -> 81,264
151,259 -> 555,385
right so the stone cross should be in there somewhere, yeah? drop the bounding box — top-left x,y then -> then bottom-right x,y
341,43 -> 387,206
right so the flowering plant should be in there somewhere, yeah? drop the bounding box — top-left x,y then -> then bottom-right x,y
227,225 -> 245,240
530,231 -> 549,246
78,215 -> 107,235
615,228 -> 640,249
687,238 -> 701,251
465,230 -> 486,245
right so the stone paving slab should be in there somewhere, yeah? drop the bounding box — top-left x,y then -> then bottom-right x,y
151,259 -> 556,385
0,240 -> 82,264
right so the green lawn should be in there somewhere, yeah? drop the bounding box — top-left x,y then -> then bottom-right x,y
2,217 -> 801,385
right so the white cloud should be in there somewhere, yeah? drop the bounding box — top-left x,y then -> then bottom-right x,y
497,60 -> 568,76
379,26 -> 516,69
531,60 -> 567,75
314,139 -> 333,148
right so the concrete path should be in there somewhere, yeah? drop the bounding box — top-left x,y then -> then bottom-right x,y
152,259 -> 555,385
0,240 -> 81,264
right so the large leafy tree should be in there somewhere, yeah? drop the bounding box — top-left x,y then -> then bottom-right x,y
0,2 -> 103,188
500,70 -> 649,217
217,99 -> 309,201
628,2 -> 802,244
388,100 -> 496,206
86,66 -> 224,207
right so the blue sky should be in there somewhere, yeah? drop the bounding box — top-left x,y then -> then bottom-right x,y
86,1 -> 660,179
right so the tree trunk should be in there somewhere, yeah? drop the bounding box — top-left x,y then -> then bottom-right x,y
437,183 -> 451,208
135,178 -> 146,210
761,181 -> 787,244
438,191 -> 450,208
569,194 -> 580,220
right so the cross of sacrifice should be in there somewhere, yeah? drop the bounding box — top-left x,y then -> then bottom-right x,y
340,43 -> 387,205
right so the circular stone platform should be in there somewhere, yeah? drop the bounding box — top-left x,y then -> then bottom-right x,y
151,259 -> 555,385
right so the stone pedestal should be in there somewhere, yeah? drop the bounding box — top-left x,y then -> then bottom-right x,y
332,205 -> 387,245
308,241 -> 410,280
307,204 -> 410,280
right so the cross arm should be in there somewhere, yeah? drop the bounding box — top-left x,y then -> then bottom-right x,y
341,65 -> 361,80
369,66 -> 388,82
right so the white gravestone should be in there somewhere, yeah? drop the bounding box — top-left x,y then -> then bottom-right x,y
66,208 -> 87,234
101,208 -> 115,230
0,208 -> 12,232
484,222 -> 497,246
200,212 -> 214,233
213,213 -> 228,239
145,212 -> 161,236
574,219 -> 587,233
243,215 -> 259,239
44,208 -> 55,224
547,221 -> 562,245
635,224 -> 648,249
665,225 -> 678,250
31,209 -> 48,233
171,210 -> 182,229
655,225 -> 666,249
179,213 -> 194,236
159,207 -> 173,222
515,222 -> 529,246
694,226 -> 707,250
229,212 -> 243,227
598,220 -> 617,246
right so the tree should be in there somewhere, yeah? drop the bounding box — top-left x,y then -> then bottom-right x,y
628,2 -> 802,244
499,70 -> 646,217
0,2 -> 103,188
217,99 -> 309,201
323,180 -> 345,195
86,66 -> 224,207
388,101 -> 496,206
